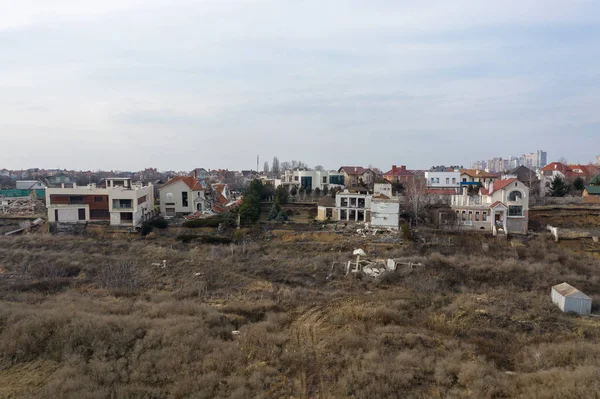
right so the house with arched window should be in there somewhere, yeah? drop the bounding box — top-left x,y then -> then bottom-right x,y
450,178 -> 529,235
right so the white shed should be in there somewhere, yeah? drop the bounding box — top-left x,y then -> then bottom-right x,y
551,282 -> 592,315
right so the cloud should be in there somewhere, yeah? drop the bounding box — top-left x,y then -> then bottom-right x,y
1,0 -> 599,170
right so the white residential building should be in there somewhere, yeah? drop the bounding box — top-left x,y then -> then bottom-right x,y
281,170 -> 345,192
424,170 -> 460,191
450,178 -> 529,235
159,176 -> 207,217
45,178 -> 154,228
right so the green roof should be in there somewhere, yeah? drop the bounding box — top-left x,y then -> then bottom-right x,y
589,173 -> 600,186
585,186 -> 600,195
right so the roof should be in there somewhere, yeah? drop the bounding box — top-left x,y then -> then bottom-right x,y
585,186 -> 600,195
161,176 -> 204,191
372,193 -> 391,200
490,201 -> 507,209
384,166 -> 414,176
490,178 -> 518,194
317,196 -> 336,207
588,173 -> 600,186
338,166 -> 369,175
553,282 -> 591,300
541,162 -> 570,173
460,169 -> 499,178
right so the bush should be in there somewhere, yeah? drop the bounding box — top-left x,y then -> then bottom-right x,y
95,261 -> 143,295
176,235 -> 232,245
141,217 -> 169,236
182,214 -> 236,228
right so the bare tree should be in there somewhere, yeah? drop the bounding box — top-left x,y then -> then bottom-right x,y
280,161 -> 292,171
263,161 -> 269,174
314,165 -> 324,171
272,157 -> 280,175
404,178 -> 431,226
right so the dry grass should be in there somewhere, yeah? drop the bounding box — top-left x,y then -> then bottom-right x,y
1,233 -> 600,398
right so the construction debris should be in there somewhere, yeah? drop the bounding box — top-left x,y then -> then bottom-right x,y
0,196 -> 45,217
327,249 -> 423,279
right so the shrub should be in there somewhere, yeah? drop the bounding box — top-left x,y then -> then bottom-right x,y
95,261 -> 143,295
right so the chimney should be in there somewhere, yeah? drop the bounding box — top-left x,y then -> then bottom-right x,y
400,165 -> 406,170
489,181 -> 494,194
354,167 -> 357,172
193,169 -> 197,180
392,165 -> 397,173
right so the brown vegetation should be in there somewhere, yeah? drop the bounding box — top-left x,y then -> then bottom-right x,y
1,233 -> 600,398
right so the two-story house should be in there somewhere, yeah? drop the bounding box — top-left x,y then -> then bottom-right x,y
45,178 -> 154,228
383,165 -> 414,184
159,176 -> 207,217
450,178 -> 529,235
337,166 -> 375,187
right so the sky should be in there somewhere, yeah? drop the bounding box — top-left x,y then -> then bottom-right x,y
1,0 -> 599,172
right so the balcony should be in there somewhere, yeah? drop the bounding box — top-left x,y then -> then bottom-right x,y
112,199 -> 133,210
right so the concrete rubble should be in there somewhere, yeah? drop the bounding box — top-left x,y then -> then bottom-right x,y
0,196 -> 46,217
327,249 -> 423,279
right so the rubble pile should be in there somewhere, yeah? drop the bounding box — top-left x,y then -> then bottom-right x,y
0,196 -> 46,217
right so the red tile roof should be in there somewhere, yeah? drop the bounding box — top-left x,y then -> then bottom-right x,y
489,178 -> 517,194
490,201 -> 507,209
384,165 -> 414,176
541,162 -> 570,173
162,176 -> 204,191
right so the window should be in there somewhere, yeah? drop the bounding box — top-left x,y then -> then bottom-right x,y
509,205 -> 523,216
341,198 -> 348,207
182,192 -> 188,207
446,178 -> 450,184
94,196 -> 104,202
340,209 -> 347,220
120,212 -> 133,221
78,208 -> 86,221
322,176 -> 327,183
461,211 -> 466,221
350,198 -> 357,207
462,178 -> 467,182
508,191 -> 522,201
166,192 -> 174,201
452,178 -> 456,184
113,199 -> 132,209
90,209 -> 109,219
294,176 -> 299,181
326,208 -> 333,219
70,196 -> 84,205
475,211 -> 480,221
329,175 -> 344,185
483,211 -> 487,221
468,211 -> 473,221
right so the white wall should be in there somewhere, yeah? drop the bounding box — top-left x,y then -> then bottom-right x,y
159,180 -> 193,215
370,200 -> 399,229
425,171 -> 460,188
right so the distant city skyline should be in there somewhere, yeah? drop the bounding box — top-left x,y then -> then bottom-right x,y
1,1 -> 600,170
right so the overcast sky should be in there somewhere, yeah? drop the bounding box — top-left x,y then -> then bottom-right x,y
1,1 -> 599,172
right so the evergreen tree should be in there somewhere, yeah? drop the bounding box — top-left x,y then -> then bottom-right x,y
275,185 -> 289,204
573,176 -> 585,191
549,175 -> 569,197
